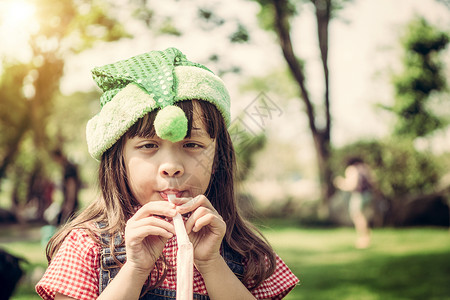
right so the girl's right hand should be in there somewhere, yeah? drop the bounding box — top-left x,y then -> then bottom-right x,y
124,201 -> 177,275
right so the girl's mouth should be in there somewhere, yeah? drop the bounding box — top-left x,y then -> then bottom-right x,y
160,190 -> 184,200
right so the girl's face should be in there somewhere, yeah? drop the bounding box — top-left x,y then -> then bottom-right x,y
123,103 -> 216,205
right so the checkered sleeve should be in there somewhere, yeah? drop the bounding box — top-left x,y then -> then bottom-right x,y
249,254 -> 300,299
36,228 -> 101,300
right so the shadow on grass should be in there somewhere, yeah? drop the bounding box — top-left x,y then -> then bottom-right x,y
287,251 -> 450,300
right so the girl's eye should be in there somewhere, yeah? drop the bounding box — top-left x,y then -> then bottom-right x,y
140,143 -> 158,149
184,142 -> 203,149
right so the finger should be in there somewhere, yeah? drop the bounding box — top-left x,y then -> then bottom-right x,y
126,225 -> 174,243
184,206 -> 207,233
184,206 -> 221,234
131,201 -> 177,221
128,216 -> 175,235
176,195 -> 215,215
192,212 -> 225,234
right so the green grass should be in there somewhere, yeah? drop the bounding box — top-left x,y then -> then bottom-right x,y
260,221 -> 450,300
1,222 -> 450,299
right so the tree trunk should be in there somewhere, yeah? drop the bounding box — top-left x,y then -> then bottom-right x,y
273,0 -> 335,215
313,131 -> 334,217
312,0 -> 335,214
0,113 -> 30,185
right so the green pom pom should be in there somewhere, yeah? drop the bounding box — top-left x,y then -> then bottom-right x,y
154,105 -> 188,142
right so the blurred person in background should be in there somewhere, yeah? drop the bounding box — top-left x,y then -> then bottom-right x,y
51,149 -> 80,225
334,157 -> 374,249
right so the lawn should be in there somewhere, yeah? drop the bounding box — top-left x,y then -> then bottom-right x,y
260,220 -> 450,300
1,222 -> 450,300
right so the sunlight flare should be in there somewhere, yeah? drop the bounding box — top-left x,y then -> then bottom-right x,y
0,0 -> 36,29
0,0 -> 38,58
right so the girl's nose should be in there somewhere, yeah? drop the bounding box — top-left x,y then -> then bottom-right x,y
159,159 -> 184,178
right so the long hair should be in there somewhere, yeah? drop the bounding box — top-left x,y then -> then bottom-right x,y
46,100 -> 276,290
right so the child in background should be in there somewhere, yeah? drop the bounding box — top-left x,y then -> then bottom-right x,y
334,157 -> 374,249
36,48 -> 299,300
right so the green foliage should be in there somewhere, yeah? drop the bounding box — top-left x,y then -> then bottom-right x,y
253,0 -> 353,32
240,68 -> 299,102
253,0 -> 299,32
0,0 -> 129,215
332,139 -> 443,200
389,17 -> 449,138
402,17 -> 449,55
232,126 -> 267,182
229,23 -> 250,43
0,64 -> 29,154
437,0 -> 450,9
197,8 -> 225,27
158,17 -> 182,36
250,0 -> 357,206
76,3 -> 132,50
132,6 -> 154,27
46,91 -> 101,171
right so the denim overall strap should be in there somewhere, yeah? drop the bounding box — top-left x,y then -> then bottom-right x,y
97,224 -> 127,294
220,242 -> 245,281
98,224 -> 245,299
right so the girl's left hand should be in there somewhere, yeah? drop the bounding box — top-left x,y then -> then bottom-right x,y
174,195 -> 226,270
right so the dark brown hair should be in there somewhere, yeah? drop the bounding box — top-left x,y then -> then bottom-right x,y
46,100 -> 276,291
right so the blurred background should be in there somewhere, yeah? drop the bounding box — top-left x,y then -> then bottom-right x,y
0,0 -> 449,299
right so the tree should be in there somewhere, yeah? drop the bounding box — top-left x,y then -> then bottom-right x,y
129,0 -> 267,183
388,17 -> 449,138
253,0 -> 353,214
132,0 -> 353,213
331,17 -> 450,227
0,0 -> 128,220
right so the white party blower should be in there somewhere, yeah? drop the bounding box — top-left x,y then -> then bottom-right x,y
168,194 -> 193,300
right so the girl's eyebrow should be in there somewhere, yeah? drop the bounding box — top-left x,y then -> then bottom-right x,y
190,127 -> 209,137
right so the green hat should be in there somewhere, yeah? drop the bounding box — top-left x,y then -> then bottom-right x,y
86,47 -> 230,160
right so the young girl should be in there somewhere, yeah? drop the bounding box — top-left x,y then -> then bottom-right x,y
36,47 -> 299,300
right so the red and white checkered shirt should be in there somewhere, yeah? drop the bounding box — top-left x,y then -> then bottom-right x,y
36,228 -> 299,299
